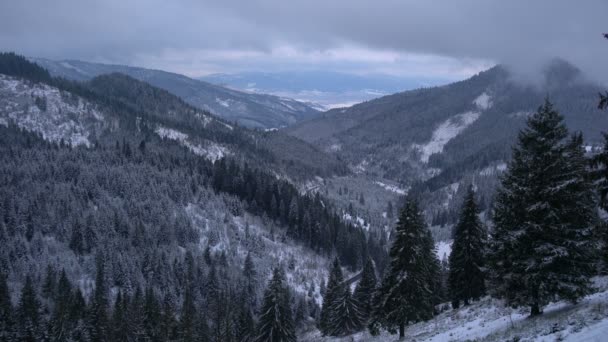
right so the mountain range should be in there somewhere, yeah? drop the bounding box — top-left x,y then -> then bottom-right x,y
2,52 -> 608,341
31,58 -> 321,129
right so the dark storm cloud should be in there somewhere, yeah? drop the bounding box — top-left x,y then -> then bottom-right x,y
0,0 -> 606,80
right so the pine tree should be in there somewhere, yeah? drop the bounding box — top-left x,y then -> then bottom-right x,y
369,199 -> 437,339
255,267 -> 296,342
243,252 -> 258,308
328,286 -> 362,336
111,292 -> 129,342
319,258 -> 344,335
0,270 -> 13,341
49,270 -> 73,341
179,289 -> 198,342
591,133 -> 608,271
490,100 -> 597,316
89,255 -> 108,341
144,287 -> 162,341
18,275 -> 41,342
353,258 -> 377,323
448,185 -> 487,308
236,302 -> 256,342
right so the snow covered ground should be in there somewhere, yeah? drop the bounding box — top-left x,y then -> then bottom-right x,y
374,181 -> 408,195
301,277 -> 608,342
155,125 -> 230,162
413,93 -> 493,163
0,74 -> 103,146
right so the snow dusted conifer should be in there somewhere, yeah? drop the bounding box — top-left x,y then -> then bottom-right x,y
353,257 -> 377,323
319,258 -> 343,335
490,100 -> 597,316
591,134 -> 608,270
369,198 -> 436,339
448,185 -> 487,308
0,270 -> 13,341
255,267 -> 296,342
18,275 -> 41,342
328,285 -> 362,336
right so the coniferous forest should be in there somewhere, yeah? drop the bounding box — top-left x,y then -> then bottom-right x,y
0,30 -> 607,341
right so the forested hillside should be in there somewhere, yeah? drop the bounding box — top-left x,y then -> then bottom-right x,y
0,53 -> 385,341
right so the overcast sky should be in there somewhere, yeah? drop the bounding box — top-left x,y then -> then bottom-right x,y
1,0 -> 606,81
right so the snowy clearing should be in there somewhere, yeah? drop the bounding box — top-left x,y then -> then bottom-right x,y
414,111 -> 481,163
155,125 -> 230,162
302,277 -> 608,342
374,181 -> 408,195
0,74 -> 103,147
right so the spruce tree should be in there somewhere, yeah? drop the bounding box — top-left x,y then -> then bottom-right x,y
0,270 -> 13,341
49,270 -> 73,341
179,289 -> 195,341
591,134 -> 608,270
89,255 -> 108,341
243,252 -> 258,308
18,275 -> 41,342
490,100 -> 597,316
448,185 -> 487,308
319,258 -> 343,335
255,267 -> 296,342
236,302 -> 256,342
328,285 -> 362,336
353,258 -> 377,324
369,198 -> 436,339
111,292 -> 129,342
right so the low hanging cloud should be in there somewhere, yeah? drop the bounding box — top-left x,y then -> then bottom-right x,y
0,0 -> 606,81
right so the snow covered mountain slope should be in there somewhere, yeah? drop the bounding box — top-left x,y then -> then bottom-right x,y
31,58 -> 321,129
286,60 -> 608,230
302,277 -> 608,342
0,74 -> 104,146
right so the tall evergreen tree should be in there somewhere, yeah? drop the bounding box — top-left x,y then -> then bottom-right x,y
319,258 -> 344,335
353,258 -> 377,324
243,252 -> 258,309
236,300 -> 256,342
111,291 -> 129,342
0,270 -> 13,341
327,285 -> 362,336
369,199 -> 437,339
490,100 -> 597,316
18,275 -> 41,342
448,185 -> 487,308
89,255 -> 108,341
48,270 -> 73,341
591,133 -> 608,271
255,267 -> 296,342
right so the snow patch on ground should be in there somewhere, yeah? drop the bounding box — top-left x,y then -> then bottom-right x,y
343,213 -> 371,231
155,125 -> 230,162
473,92 -> 493,110
479,162 -> 508,176
374,181 -> 408,195
436,240 -> 453,261
0,74 -> 103,146
328,143 -> 342,152
215,97 -> 231,108
414,111 -> 481,163
353,159 -> 369,173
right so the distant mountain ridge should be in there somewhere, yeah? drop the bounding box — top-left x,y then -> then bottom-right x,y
30,58 -> 321,129
285,59 -> 608,226
201,70 -> 450,109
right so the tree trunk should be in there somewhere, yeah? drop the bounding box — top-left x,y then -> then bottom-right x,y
399,323 -> 405,339
530,303 -> 542,316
